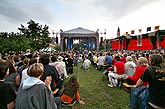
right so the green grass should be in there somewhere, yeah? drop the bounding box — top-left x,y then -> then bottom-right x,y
62,63 -> 130,109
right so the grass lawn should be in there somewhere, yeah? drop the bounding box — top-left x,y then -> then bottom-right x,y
62,63 -> 130,109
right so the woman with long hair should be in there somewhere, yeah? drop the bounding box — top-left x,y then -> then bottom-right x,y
135,54 -> 165,109
61,76 -> 85,104
0,62 -> 16,109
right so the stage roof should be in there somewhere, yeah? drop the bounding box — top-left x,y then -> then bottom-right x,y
63,27 -> 96,34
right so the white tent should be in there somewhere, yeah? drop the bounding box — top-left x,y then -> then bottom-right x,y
41,47 -> 56,52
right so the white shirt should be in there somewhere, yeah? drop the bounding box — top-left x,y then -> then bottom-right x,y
21,68 -> 29,83
97,56 -> 105,65
83,59 -> 91,68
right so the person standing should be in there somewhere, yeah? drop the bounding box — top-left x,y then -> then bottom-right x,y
0,62 -> 16,109
40,54 -> 60,92
15,63 -> 58,109
66,55 -> 74,74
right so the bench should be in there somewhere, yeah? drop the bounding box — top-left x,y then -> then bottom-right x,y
122,83 -> 134,88
116,78 -> 125,88
122,83 -> 134,92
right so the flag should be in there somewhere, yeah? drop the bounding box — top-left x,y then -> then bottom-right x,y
56,36 -> 58,44
117,27 -> 120,37
154,26 -> 160,30
139,29 -> 142,33
147,27 -> 151,32
131,30 -> 135,34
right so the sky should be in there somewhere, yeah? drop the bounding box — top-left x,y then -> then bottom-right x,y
0,0 -> 165,39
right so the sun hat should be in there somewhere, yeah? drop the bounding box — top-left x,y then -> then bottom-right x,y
57,56 -> 63,61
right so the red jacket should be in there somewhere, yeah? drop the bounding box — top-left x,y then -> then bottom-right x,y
128,65 -> 148,86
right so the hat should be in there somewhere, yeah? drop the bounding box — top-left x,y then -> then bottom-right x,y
57,56 -> 63,61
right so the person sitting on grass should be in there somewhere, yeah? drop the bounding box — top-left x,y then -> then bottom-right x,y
81,56 -> 91,71
97,53 -> 105,71
61,76 -> 85,105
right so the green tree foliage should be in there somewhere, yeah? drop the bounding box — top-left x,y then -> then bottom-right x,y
99,42 -> 104,50
18,19 -> 51,50
0,19 -> 51,54
0,32 -> 31,54
54,44 -> 60,51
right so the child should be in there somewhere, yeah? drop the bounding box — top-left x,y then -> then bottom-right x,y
61,76 -> 85,104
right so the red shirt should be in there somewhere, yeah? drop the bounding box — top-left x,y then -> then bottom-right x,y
128,65 -> 148,86
120,57 -> 126,63
114,61 -> 125,75
61,90 -> 80,104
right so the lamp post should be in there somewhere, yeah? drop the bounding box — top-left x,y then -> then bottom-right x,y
104,29 -> 106,52
52,30 -> 56,44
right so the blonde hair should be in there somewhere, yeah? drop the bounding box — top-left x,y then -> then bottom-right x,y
126,56 -> 133,62
138,57 -> 148,66
27,63 -> 44,77
23,57 -> 30,65
26,49 -> 31,53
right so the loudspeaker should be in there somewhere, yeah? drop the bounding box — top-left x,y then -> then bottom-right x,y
56,37 -> 58,44
100,37 -> 103,42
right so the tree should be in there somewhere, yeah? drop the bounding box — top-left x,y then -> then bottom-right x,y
18,19 -> 51,50
99,42 -> 104,50
0,32 -> 32,54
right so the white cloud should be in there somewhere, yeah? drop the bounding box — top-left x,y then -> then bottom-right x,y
0,0 -> 165,39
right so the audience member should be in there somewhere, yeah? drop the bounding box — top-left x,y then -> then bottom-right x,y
0,62 -> 16,109
133,54 -> 165,109
125,57 -> 148,85
108,56 -> 125,87
82,56 -> 91,71
15,57 -> 30,86
97,53 -> 105,71
15,63 -> 59,109
40,54 -> 60,92
61,76 -> 85,105
66,55 -> 74,74
124,56 -> 136,76
105,52 -> 112,67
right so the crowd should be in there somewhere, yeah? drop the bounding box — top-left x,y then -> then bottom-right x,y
0,48 -> 165,109
80,49 -> 165,109
0,49 -> 85,109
